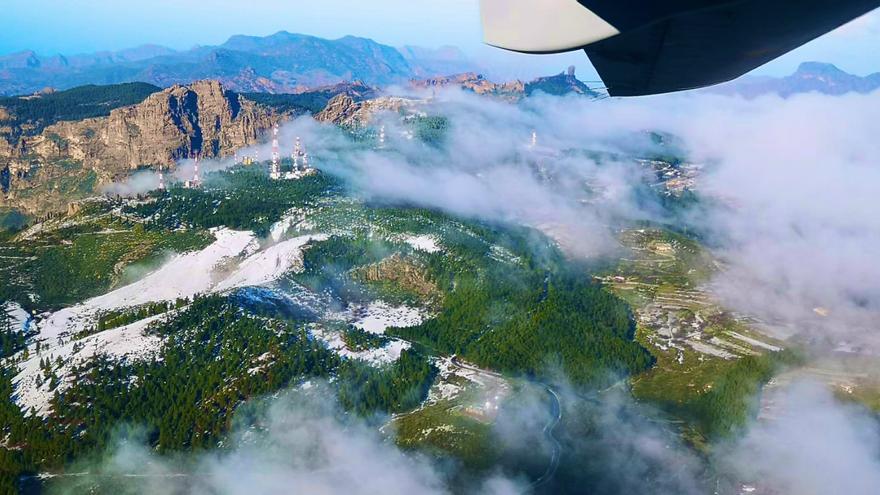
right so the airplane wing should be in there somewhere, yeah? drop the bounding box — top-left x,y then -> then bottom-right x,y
481,0 -> 880,96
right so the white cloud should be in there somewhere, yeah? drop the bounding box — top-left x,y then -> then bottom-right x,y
85,385 -> 523,495
720,380 -> 880,495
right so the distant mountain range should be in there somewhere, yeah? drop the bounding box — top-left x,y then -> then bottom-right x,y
411,66 -> 600,100
0,31 -> 477,96
4,29 -> 877,101
715,62 -> 880,98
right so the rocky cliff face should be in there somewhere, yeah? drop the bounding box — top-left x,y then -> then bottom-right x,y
412,72 -> 501,94
410,69 -> 599,100
524,67 -> 599,97
100,80 -> 274,168
411,72 -> 525,100
315,93 -> 421,128
355,254 -> 439,303
21,80 -> 275,171
1,81 -> 278,214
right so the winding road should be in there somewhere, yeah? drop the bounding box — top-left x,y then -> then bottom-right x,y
449,357 -> 563,492
526,384 -> 562,492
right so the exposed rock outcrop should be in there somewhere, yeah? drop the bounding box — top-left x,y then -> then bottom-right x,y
524,67 -> 599,97
410,68 -> 598,100
1,81 -> 279,214
355,254 -> 439,303
18,80 -> 275,172
411,72 -> 525,101
315,94 -> 421,128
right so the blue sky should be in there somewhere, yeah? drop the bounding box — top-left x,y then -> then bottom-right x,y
2,0 -> 879,78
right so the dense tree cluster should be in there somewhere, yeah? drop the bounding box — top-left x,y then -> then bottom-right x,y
79,300 -> 188,339
0,294 -> 438,492
380,224 -> 653,387
296,234 -> 399,301
337,349 -> 437,416
693,350 -> 800,438
409,115 -> 449,146
295,221 -> 653,388
0,83 -> 160,140
341,325 -> 390,351
0,309 -> 26,359
127,168 -> 340,237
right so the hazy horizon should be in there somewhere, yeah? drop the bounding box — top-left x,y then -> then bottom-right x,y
2,0 -> 879,81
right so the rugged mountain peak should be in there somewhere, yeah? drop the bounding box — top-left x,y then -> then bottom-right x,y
717,61 -> 880,97
0,50 -> 41,69
306,80 -> 378,101
525,68 -> 598,97
100,80 -> 263,166
411,72 -> 507,95
315,93 -> 418,128
315,94 -> 361,125
0,32 -> 479,96
1,80 -> 279,214
795,61 -> 848,77
410,68 -> 596,99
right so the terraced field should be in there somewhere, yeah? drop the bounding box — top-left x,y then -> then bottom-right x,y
598,228 -> 791,441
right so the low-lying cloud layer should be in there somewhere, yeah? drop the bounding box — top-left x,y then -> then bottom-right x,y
105,66 -> 880,351
333,89 -> 880,351
62,385 -> 520,495
623,92 -> 880,350
720,380 -> 880,495
98,86 -> 880,494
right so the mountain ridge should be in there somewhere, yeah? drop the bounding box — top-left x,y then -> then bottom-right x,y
714,61 -> 880,97
0,80 -> 282,214
0,31 -> 477,96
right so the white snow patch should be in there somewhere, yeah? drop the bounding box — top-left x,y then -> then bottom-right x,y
269,206 -> 316,242
31,228 -> 256,343
247,352 -> 275,376
2,301 -> 32,333
90,228 -> 256,308
311,300 -> 430,366
12,315 -> 165,417
312,326 -> 411,366
215,234 -> 327,291
403,234 -> 441,253
11,228 -> 331,415
425,357 -> 510,409
488,244 -> 522,265
428,358 -> 466,402
349,301 -> 428,335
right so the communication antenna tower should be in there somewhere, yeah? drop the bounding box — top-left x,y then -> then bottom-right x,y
193,154 -> 201,187
270,124 -> 281,179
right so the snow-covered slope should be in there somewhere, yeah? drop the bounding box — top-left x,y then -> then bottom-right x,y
215,234 -> 328,291
312,300 -> 430,366
350,301 -> 427,334
32,228 -> 257,342
11,228 -> 332,416
402,234 -> 442,253
2,302 -> 32,333
13,314 -> 166,416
